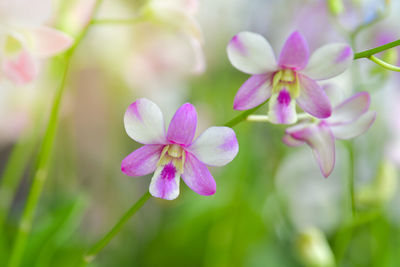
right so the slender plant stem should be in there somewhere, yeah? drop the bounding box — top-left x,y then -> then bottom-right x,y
0,136 -> 36,229
347,142 -> 356,219
224,100 -> 268,127
354,39 -> 400,59
91,17 -> 146,25
81,191 -> 151,265
7,1 -> 104,266
369,55 -> 400,72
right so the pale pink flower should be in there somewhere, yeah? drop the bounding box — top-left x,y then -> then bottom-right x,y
0,0 -> 73,85
227,31 -> 353,124
283,92 -> 376,177
121,98 -> 239,200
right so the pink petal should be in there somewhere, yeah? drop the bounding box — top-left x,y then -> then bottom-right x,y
268,89 -> 297,124
287,123 -> 335,177
301,44 -> 353,80
326,92 -> 370,125
181,152 -> 216,196
167,103 -> 197,146
227,31 -> 277,75
282,134 -> 304,147
331,111 -> 376,140
149,161 -> 181,200
2,51 -> 38,85
233,73 -> 273,110
121,145 -> 164,176
278,31 -> 309,70
124,98 -> 167,145
188,126 -> 239,166
297,74 -> 332,118
29,26 -> 73,57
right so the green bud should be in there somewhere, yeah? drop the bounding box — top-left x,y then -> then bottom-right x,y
327,0 -> 344,16
296,227 -> 335,267
356,160 -> 398,207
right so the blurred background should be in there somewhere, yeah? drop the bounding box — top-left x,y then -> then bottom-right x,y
1,0 -> 400,266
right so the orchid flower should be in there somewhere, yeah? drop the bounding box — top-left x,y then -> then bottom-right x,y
227,31 -> 353,124
121,98 -> 239,200
0,0 -> 73,85
283,92 -> 376,177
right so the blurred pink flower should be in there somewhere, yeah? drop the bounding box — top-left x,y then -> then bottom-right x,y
121,98 -> 239,200
283,92 -> 376,177
0,0 -> 73,85
227,31 -> 353,124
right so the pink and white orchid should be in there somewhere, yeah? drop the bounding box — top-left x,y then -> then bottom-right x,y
283,92 -> 376,177
121,98 -> 239,200
0,0 -> 73,85
227,31 -> 354,124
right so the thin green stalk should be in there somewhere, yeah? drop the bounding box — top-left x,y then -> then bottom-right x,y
369,55 -> 400,72
91,17 -> 146,25
224,100 -> 268,127
354,39 -> 400,59
81,191 -> 151,265
7,55 -> 71,267
0,136 -> 36,228
347,141 -> 356,218
7,1 -> 104,266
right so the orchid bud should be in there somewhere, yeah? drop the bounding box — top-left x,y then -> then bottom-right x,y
295,227 -> 335,267
356,161 -> 398,207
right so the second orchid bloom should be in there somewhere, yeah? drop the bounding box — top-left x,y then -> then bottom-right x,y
121,98 -> 239,200
227,31 -> 353,124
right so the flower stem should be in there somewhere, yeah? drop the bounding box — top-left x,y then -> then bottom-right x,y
224,100 -> 269,127
7,1 -> 104,266
0,135 -> 36,229
353,39 -> 400,59
346,141 -> 356,218
80,191 -> 151,265
91,16 -> 146,25
369,55 -> 400,72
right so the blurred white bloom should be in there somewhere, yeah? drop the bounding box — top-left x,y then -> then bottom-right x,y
295,227 -> 335,267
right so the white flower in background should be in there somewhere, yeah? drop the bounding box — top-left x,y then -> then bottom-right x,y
0,0 -> 73,85
146,0 -> 205,74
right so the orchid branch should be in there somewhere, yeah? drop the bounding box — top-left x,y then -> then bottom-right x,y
353,39 -> 400,59
91,16 -> 147,25
81,192 -> 151,265
369,55 -> 400,72
7,1 -> 104,266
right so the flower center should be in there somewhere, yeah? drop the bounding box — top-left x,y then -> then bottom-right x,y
272,69 -> 300,98
158,144 -> 185,174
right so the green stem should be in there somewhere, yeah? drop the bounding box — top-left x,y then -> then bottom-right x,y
81,191 -> 151,265
347,142 -> 356,218
0,135 -> 37,229
7,1 -> 104,266
354,39 -> 400,59
91,17 -> 146,25
369,55 -> 400,72
224,100 -> 268,127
